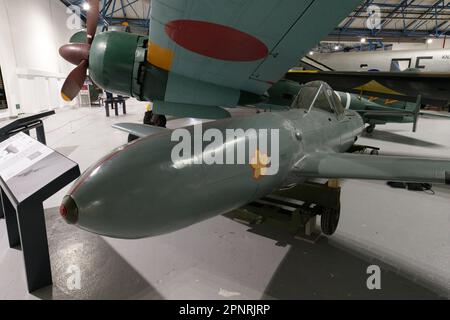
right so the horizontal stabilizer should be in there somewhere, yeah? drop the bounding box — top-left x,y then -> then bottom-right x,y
293,152 -> 450,185
153,101 -> 231,120
420,111 -> 450,120
112,123 -> 167,138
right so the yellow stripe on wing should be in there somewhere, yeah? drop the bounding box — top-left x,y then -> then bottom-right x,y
147,41 -> 174,71
288,69 -> 319,73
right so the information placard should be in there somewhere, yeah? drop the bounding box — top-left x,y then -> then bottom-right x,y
0,132 -> 54,182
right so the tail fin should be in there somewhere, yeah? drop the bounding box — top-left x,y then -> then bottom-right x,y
293,152 -> 450,185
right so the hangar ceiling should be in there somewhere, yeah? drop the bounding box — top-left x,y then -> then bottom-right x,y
61,0 -> 151,33
61,0 -> 450,42
330,0 -> 450,42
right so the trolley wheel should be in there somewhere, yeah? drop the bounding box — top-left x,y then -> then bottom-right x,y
320,206 -> 341,236
152,114 -> 167,128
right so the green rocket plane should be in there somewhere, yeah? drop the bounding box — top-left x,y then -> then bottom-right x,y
58,1 -> 450,239
60,82 -> 450,239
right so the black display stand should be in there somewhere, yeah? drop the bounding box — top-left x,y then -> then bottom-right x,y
105,97 -> 127,117
0,135 -> 80,292
0,110 -> 55,144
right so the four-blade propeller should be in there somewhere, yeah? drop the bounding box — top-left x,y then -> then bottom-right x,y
59,0 -> 99,101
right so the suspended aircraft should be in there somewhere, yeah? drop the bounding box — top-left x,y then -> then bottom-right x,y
58,0 -> 450,239
302,48 -> 450,73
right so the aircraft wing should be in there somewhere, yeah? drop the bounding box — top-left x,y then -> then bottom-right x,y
359,109 -> 420,132
359,110 -> 414,117
112,123 -> 168,138
420,111 -> 450,119
286,70 -> 450,107
148,0 -> 363,98
292,152 -> 450,185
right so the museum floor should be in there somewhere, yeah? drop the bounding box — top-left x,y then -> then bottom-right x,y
0,102 -> 449,299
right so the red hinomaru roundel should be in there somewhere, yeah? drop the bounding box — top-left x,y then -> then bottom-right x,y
165,20 -> 269,62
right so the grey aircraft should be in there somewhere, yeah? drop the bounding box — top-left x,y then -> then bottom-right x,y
60,81 -> 450,239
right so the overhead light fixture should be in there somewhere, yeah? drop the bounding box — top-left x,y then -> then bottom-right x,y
361,37 -> 367,43
82,2 -> 91,11
427,38 -> 433,44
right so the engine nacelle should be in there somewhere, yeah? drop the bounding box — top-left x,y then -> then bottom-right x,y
89,31 -> 147,97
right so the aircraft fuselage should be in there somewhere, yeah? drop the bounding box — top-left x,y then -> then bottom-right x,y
305,49 -> 450,72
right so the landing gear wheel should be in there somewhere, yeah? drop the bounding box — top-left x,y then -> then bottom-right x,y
366,124 -> 376,134
370,149 -> 379,156
143,110 -> 154,125
320,206 -> 341,236
128,134 -> 139,143
152,114 -> 167,128
143,110 -> 167,128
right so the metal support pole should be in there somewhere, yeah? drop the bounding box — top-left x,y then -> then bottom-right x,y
0,189 -> 4,219
1,189 -> 20,247
16,201 -> 52,292
105,102 -> 110,117
35,122 -> 47,145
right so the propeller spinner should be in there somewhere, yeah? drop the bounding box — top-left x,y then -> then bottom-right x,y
59,0 -> 99,101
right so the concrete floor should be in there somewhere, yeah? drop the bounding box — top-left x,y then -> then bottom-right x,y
0,102 -> 449,299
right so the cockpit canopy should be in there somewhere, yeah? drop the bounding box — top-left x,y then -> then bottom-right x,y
292,81 -> 345,116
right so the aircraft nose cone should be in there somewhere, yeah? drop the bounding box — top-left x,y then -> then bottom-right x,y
60,195 -> 79,225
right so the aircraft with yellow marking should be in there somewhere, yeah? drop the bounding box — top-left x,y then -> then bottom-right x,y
60,0 -> 365,125
285,69 -> 450,108
259,78 -> 422,133
57,0 -> 450,239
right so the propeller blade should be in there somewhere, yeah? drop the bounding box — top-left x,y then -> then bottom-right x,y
61,60 -> 88,101
86,0 -> 100,45
59,43 -> 90,66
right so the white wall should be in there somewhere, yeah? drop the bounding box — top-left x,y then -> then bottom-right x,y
0,0 -> 80,118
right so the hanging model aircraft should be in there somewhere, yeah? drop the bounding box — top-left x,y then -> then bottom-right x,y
59,0 -> 450,239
